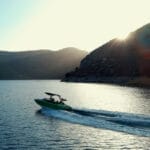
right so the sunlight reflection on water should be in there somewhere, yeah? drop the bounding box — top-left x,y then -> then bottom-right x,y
0,80 -> 150,149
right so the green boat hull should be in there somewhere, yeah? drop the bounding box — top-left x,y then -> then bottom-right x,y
35,99 -> 72,111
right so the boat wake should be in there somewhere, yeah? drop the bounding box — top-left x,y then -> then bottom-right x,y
40,107 -> 150,137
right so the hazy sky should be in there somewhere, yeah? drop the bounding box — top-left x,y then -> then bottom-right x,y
0,0 -> 149,52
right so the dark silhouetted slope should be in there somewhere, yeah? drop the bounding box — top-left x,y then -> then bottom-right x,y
63,23 -> 150,86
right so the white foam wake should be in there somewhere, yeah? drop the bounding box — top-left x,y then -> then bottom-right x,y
41,108 -> 150,137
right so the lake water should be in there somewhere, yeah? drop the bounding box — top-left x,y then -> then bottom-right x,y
0,80 -> 150,149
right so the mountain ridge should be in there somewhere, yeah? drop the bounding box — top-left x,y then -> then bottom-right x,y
63,23 -> 150,87
0,47 -> 87,79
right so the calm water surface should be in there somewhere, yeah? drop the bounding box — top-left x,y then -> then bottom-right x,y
0,80 -> 150,149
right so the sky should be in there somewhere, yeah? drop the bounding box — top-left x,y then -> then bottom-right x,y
0,0 -> 149,52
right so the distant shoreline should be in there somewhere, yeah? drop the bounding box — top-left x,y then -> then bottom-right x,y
1,77 -> 149,89
62,77 -> 150,89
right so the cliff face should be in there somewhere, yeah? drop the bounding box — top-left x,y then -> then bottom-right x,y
63,23 -> 150,85
0,48 -> 87,79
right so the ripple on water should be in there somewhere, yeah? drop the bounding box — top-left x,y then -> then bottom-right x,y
0,80 -> 150,149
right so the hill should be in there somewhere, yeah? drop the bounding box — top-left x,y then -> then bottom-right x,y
63,23 -> 150,86
0,47 -> 87,79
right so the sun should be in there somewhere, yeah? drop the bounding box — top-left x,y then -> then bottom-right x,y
117,32 -> 129,40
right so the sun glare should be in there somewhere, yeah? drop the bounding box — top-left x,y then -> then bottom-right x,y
117,32 -> 129,40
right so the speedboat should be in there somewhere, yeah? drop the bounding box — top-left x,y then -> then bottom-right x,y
34,92 -> 72,111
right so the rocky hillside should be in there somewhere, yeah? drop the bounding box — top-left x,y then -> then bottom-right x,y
63,23 -> 150,86
0,47 -> 87,79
